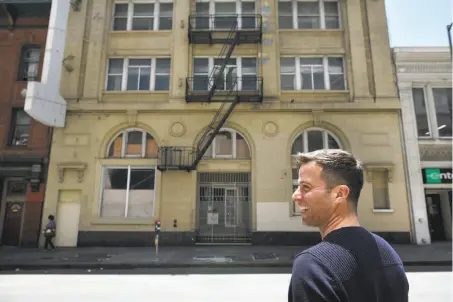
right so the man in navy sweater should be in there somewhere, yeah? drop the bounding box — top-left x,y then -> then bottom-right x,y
289,149 -> 409,302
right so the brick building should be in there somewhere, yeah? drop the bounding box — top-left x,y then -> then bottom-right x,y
0,1 -> 52,247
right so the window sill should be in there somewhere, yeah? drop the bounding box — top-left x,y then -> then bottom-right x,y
110,30 -> 172,35
91,218 -> 155,225
279,29 -> 343,33
372,209 -> 394,213
102,91 -> 170,102
281,90 -> 350,102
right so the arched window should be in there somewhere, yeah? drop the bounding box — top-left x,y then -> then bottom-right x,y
201,128 -> 250,159
100,128 -> 158,219
106,128 -> 158,158
291,128 -> 342,214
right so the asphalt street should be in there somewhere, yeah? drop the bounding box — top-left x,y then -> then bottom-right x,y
0,267 -> 451,302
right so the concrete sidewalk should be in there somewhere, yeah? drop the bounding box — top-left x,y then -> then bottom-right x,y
0,242 -> 451,271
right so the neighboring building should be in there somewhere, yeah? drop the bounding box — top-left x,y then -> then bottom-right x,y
0,1 -> 52,247
31,0 -> 411,247
394,47 -> 452,244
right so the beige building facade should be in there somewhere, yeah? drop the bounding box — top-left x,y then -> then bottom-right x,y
39,0 -> 411,247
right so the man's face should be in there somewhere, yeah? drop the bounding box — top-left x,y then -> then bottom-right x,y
292,162 -> 337,227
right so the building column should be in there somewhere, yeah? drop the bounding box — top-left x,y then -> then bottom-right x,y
399,84 -> 431,244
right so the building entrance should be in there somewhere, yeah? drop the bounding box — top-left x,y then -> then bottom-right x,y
425,189 -> 452,241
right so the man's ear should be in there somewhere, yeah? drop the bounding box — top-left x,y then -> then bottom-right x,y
334,185 -> 350,202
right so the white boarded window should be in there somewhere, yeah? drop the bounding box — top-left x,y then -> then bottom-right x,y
100,166 -> 155,218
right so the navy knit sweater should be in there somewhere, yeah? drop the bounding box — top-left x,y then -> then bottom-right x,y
288,226 -> 409,302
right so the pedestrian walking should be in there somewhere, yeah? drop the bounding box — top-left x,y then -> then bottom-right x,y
43,214 -> 56,251
289,149 -> 409,302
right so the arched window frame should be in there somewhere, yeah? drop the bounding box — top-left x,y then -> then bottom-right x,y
290,127 -> 342,214
106,128 -> 158,159
202,128 -> 251,159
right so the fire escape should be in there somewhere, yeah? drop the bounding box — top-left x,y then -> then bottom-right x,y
157,4 -> 263,172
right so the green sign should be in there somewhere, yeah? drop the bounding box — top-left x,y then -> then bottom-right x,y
423,168 -> 452,184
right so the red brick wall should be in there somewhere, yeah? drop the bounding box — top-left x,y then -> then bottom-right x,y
0,20 -> 51,158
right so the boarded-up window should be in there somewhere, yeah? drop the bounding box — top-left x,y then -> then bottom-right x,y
100,167 -> 155,218
107,129 -> 158,158
372,170 -> 390,210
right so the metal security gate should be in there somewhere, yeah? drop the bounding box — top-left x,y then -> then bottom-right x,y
196,172 -> 251,244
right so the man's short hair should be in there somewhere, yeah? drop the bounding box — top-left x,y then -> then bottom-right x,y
296,149 -> 364,209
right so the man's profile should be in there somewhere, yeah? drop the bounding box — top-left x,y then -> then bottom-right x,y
288,149 -> 409,302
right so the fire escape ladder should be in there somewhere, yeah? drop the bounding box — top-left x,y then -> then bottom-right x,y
191,78 -> 239,169
206,21 -> 239,102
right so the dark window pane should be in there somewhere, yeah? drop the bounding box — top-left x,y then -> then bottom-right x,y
307,130 -> 323,151
155,75 -> 169,90
433,88 -> 452,137
291,134 -> 304,154
128,131 -> 142,144
412,88 -> 430,137
129,169 -> 155,190
328,134 -> 340,149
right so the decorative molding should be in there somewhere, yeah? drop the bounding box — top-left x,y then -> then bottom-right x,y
311,110 -> 323,126
363,163 -> 394,183
57,162 -> 87,183
170,121 -> 186,137
262,121 -> 279,137
127,110 -> 138,126
395,63 -> 452,74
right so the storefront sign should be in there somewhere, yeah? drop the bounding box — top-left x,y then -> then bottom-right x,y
423,168 -> 453,184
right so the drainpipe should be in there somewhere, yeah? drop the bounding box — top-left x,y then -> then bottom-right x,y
24,0 -> 70,128
447,23 -> 452,58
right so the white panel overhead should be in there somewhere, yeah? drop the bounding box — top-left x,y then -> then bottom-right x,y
24,0 -> 70,128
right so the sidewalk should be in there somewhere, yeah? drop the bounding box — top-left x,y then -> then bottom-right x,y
0,242 -> 451,271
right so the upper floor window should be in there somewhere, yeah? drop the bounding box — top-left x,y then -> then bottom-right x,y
412,87 -> 452,139
200,128 -> 250,159
106,57 -> 171,91
18,45 -> 40,81
193,57 -> 258,91
9,109 -> 31,147
194,0 -> 257,30
107,129 -> 158,158
113,0 -> 173,31
278,0 -> 340,30
291,128 -> 341,214
280,57 -> 346,91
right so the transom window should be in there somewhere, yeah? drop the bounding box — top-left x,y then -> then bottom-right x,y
100,166 -> 155,218
278,0 -> 340,29
112,0 -> 173,31
200,129 -> 250,159
280,57 -> 346,91
291,128 -> 342,214
193,57 -> 258,91
194,0 -> 257,30
412,87 -> 452,139
107,129 -> 158,158
106,57 -> 171,91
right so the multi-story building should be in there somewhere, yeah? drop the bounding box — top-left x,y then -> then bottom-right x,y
29,0 -> 411,247
394,47 -> 452,245
0,1 -> 52,247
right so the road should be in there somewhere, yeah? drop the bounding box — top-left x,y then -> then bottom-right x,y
0,269 -> 451,302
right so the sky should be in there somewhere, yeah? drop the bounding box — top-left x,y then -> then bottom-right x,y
385,0 -> 452,47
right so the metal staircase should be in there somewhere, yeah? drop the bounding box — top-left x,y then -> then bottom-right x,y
157,2 -> 263,172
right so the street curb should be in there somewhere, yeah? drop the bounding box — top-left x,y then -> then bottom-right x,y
1,260 -> 451,271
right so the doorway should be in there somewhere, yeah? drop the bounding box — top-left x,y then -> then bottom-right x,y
0,180 -> 28,246
196,172 -> 251,244
425,190 -> 452,241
